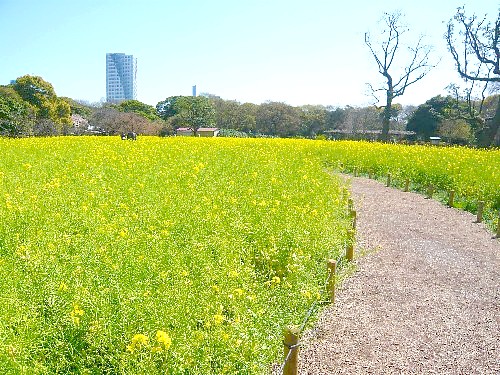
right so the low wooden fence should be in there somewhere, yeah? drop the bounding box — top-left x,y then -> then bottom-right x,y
279,201 -> 357,374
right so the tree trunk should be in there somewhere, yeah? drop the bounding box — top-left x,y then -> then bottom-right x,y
380,88 -> 393,141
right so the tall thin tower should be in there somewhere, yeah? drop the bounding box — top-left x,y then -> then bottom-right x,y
106,53 -> 137,103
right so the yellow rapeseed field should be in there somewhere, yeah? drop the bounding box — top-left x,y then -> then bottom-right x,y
0,136 -> 497,373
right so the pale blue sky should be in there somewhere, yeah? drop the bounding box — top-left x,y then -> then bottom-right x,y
0,0 -> 496,107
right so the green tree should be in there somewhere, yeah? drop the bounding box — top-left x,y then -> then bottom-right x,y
12,75 -> 72,131
256,102 -> 301,137
406,95 -> 463,139
365,12 -> 435,141
0,86 -> 35,137
438,118 -> 474,144
299,105 -> 327,137
115,100 -> 160,121
60,97 -> 93,119
156,96 -> 182,120
157,96 -> 215,135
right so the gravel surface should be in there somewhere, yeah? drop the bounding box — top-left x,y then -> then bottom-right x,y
291,176 -> 499,374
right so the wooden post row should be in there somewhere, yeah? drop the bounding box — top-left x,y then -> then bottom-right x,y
283,326 -> 299,375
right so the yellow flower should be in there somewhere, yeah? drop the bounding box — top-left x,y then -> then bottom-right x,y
58,282 -> 68,292
213,314 -> 224,325
128,333 -> 149,352
228,270 -> 239,278
271,276 -> 281,284
151,346 -> 163,353
156,330 -> 172,350
70,303 -> 85,325
181,270 -> 189,277
301,290 -> 312,299
233,288 -> 244,297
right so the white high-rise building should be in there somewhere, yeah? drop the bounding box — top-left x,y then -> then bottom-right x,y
106,53 -> 137,103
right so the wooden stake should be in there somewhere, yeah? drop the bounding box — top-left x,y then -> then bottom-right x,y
368,170 -> 373,179
347,198 -> 353,212
327,259 -> 336,303
350,210 -> 357,229
283,326 -> 299,375
386,173 -> 391,187
353,167 -> 358,177
346,243 -> 354,262
426,185 -> 434,199
404,178 -> 410,192
476,201 -> 484,223
496,211 -> 500,238
448,190 -> 455,207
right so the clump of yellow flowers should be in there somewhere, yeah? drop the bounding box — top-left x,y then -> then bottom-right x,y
70,303 -> 84,326
127,331 -> 172,353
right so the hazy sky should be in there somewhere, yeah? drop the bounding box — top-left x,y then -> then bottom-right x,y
0,0 -> 496,107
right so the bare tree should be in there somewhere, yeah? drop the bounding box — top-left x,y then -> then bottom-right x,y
446,7 -> 500,146
365,12 -> 435,141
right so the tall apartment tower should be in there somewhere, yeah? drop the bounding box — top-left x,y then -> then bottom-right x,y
106,53 -> 137,103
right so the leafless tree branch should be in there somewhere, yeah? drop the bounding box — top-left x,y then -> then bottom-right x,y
365,12 -> 435,140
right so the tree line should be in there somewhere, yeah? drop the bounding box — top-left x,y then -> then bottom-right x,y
0,7 -> 498,146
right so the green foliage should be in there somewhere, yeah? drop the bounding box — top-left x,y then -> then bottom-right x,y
114,100 -> 160,121
156,96 -> 181,120
12,75 -> 57,111
256,102 -> 301,137
60,97 -> 93,119
0,86 -> 35,137
11,75 -> 72,131
157,96 -> 216,132
218,128 -> 249,137
438,118 -> 474,144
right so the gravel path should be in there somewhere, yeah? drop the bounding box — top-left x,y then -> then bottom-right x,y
296,176 -> 499,374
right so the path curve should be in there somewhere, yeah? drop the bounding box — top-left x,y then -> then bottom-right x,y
297,176 -> 499,374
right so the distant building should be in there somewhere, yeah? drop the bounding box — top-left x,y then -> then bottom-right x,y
197,127 -> 219,137
106,53 -> 137,103
429,136 -> 441,145
175,127 -> 219,137
176,127 -> 194,136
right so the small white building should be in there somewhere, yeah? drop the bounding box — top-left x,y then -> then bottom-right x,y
197,127 -> 219,137
429,136 -> 441,145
